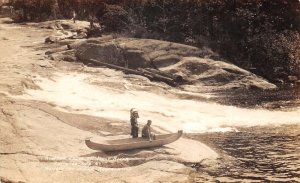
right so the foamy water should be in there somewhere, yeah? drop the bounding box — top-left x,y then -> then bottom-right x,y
16,72 -> 300,133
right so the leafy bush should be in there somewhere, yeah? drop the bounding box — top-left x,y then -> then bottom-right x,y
97,4 -> 129,32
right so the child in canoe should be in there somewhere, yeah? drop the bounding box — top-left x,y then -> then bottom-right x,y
142,120 -> 156,141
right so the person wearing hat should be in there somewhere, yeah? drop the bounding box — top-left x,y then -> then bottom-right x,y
142,120 -> 156,141
130,108 -> 139,138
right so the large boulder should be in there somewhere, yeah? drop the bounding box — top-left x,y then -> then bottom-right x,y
153,54 -> 181,68
55,36 -> 276,91
161,57 -> 277,91
124,50 -> 151,69
75,41 -> 152,68
76,42 -> 124,65
75,37 -> 218,69
120,38 -> 217,60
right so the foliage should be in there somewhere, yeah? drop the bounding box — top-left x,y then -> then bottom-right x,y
97,4 -> 129,32
7,0 -> 300,80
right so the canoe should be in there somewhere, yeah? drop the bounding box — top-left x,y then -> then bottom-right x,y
85,130 -> 183,151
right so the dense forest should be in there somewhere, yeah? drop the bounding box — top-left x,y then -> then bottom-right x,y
6,0 -> 300,84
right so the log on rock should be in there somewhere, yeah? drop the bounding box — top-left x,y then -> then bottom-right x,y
144,68 -> 184,83
138,68 -> 177,86
89,59 -> 143,75
88,59 -> 178,86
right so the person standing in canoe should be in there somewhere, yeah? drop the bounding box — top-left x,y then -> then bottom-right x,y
130,108 -> 139,138
142,120 -> 156,141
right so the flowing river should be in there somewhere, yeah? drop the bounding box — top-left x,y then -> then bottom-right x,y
187,125 -> 300,182
14,71 -> 300,182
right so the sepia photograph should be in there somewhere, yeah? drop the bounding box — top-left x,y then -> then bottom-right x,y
0,0 -> 299,182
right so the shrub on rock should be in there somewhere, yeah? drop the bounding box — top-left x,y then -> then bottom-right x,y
97,4 -> 129,32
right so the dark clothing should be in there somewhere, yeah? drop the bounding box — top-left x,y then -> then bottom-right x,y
131,117 -> 137,126
130,117 -> 139,138
131,126 -> 138,138
142,124 -> 155,140
142,124 -> 150,138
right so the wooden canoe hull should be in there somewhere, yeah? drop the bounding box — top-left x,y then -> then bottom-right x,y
85,130 -> 183,151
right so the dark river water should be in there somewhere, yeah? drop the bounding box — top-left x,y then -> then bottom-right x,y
214,87 -> 300,110
188,125 -> 300,182
187,88 -> 300,182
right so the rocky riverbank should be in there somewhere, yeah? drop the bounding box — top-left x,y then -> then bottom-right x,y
0,17 -> 218,183
1,18 -> 299,183
41,19 -> 277,92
